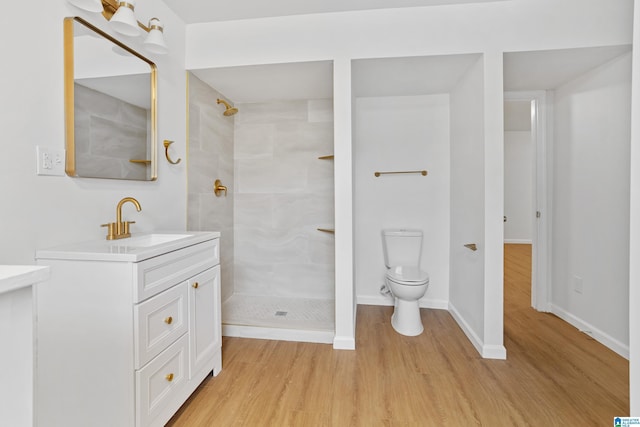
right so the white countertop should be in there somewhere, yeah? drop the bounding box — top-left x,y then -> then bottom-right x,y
0,265 -> 50,295
35,231 -> 220,262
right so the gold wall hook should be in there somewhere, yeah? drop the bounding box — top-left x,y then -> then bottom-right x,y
163,140 -> 182,165
214,179 -> 227,197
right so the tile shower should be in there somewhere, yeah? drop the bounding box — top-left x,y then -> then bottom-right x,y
187,72 -> 335,342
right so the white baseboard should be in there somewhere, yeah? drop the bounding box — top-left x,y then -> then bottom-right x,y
448,302 -> 507,360
357,294 -> 449,310
504,239 -> 532,244
549,304 -> 629,359
333,335 -> 356,350
222,324 -> 334,344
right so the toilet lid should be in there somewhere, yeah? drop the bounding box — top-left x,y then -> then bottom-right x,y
386,266 -> 429,284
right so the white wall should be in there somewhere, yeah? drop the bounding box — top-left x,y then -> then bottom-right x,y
504,130 -> 533,243
551,52 -> 632,357
449,56 -> 487,350
354,94 -> 450,308
0,0 -> 187,265
629,0 -> 640,413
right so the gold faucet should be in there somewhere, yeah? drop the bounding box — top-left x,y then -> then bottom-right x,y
101,197 -> 142,240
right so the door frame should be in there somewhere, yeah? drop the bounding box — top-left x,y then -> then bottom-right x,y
504,90 -> 551,312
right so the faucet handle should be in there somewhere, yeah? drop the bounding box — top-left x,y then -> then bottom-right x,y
122,221 -> 136,235
101,222 -> 117,240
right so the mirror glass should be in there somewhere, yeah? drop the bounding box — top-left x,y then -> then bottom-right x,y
64,17 -> 157,180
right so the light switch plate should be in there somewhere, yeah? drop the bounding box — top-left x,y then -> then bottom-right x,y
36,146 -> 65,176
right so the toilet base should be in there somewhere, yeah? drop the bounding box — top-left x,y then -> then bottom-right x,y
391,298 -> 424,336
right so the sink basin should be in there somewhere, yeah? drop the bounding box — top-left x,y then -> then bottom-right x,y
121,233 -> 192,247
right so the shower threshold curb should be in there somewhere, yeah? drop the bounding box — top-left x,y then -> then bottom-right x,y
222,323 -> 334,344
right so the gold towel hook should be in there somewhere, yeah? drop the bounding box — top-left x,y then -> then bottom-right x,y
163,140 -> 182,165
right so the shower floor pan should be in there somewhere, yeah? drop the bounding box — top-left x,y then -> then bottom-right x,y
222,294 -> 335,344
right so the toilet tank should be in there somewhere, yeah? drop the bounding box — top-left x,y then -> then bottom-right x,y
381,229 -> 423,268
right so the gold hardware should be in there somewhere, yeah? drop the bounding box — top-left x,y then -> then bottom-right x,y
64,17 -> 158,181
163,140 -> 182,165
100,0 -> 152,32
164,316 -> 173,324
165,373 -> 174,382
216,99 -> 239,116
214,179 -> 228,197
193,282 -> 199,289
102,197 -> 142,240
318,155 -> 334,160
129,159 -> 151,165
464,243 -> 478,251
374,170 -> 428,177
317,228 -> 335,234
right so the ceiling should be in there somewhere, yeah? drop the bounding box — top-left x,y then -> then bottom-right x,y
163,0 -> 505,24
503,45 -> 631,91
192,44 -> 631,104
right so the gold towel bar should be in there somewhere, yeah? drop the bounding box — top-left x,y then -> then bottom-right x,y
374,170 -> 427,177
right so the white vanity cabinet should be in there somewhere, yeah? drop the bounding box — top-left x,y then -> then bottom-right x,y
35,232 -> 221,427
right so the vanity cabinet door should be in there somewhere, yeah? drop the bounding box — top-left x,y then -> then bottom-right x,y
188,265 -> 221,378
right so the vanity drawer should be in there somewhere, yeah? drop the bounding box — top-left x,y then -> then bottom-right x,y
135,282 -> 188,368
134,239 -> 219,302
136,334 -> 188,427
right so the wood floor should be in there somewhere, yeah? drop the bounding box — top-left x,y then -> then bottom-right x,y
167,244 -> 629,426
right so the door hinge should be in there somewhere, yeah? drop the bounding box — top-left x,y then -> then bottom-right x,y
536,211 -> 541,218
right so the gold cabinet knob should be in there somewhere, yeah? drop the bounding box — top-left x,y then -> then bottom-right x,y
192,282 -> 199,289
164,316 -> 173,325
165,373 -> 174,382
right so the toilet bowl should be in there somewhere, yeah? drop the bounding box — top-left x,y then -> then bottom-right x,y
381,230 -> 430,336
386,266 -> 429,336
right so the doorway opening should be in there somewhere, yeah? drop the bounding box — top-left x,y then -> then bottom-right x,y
504,91 -> 549,311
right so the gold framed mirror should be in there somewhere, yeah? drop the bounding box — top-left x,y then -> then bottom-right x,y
64,17 -> 157,180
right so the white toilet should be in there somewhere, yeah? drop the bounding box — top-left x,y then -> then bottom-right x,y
382,229 -> 430,336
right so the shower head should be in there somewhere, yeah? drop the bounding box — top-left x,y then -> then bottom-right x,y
216,98 -> 238,116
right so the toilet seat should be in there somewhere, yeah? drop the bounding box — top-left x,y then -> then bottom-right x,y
386,265 -> 429,286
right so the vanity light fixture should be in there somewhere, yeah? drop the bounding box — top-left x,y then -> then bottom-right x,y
67,0 -> 104,13
108,0 -> 140,37
66,0 -> 168,54
143,18 -> 168,54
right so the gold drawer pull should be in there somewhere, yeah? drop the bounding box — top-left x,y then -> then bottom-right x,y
164,316 -> 173,325
165,373 -> 174,382
192,282 -> 199,289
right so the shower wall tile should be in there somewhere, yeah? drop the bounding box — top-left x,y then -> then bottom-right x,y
234,98 -> 335,300
235,101 -> 308,126
272,263 -> 335,299
308,99 -> 334,123
234,124 -> 275,159
187,73 -> 235,301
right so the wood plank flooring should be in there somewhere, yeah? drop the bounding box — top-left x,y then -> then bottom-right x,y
167,244 -> 629,426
